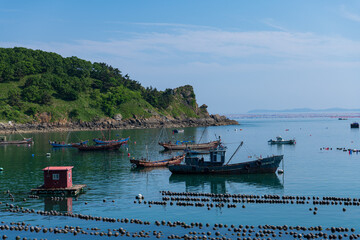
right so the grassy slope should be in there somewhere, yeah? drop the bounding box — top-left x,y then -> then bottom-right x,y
0,76 -> 204,123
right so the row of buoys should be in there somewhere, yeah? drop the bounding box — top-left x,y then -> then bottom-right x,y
1,218 -> 359,240
161,191 -> 360,203
2,193 -> 360,239
154,191 -> 360,213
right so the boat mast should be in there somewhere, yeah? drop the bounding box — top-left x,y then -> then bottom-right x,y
225,141 -> 243,165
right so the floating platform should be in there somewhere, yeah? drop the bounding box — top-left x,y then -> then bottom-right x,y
30,184 -> 86,196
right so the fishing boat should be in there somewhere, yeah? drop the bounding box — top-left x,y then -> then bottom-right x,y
169,142 -> 283,175
72,142 -> 124,151
130,154 -> 185,168
49,140 -> 88,148
268,136 -> 295,145
172,129 -> 184,134
93,136 -> 129,145
0,136 -> 32,145
159,139 -> 221,151
351,122 -> 359,128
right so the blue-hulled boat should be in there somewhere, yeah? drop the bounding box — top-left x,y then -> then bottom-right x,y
49,140 -> 88,148
169,143 -> 283,175
93,137 -> 130,145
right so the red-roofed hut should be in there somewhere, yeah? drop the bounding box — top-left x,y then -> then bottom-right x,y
31,166 -> 86,196
43,166 -> 73,189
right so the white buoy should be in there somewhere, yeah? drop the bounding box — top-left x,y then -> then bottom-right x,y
136,193 -> 144,200
46,153 -> 51,157
0,167 -> 3,171
277,169 -> 284,174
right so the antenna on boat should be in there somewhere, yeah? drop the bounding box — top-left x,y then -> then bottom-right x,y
225,141 -> 243,165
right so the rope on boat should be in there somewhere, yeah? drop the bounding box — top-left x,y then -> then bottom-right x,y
197,126 -> 207,143
225,141 -> 243,165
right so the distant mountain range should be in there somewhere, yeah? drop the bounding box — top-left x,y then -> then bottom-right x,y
248,108 -> 360,113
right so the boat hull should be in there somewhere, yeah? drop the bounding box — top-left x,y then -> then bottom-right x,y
93,137 -> 129,145
268,140 -> 295,145
159,140 -> 220,151
169,155 -> 283,175
50,140 -> 88,148
130,155 -> 185,168
73,142 -> 124,151
0,138 -> 32,145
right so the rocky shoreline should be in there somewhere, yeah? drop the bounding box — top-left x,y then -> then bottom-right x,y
0,114 -> 238,134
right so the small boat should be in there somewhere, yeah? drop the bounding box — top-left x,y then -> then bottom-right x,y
0,137 -> 32,145
173,129 -> 184,134
338,118 -> 348,120
351,122 -> 359,128
49,140 -> 88,148
268,136 -> 295,145
169,143 -> 283,175
159,139 -> 221,151
72,142 -> 124,151
130,154 -> 185,168
93,137 -> 130,145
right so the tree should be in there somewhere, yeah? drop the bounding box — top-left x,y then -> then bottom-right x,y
7,89 -> 22,107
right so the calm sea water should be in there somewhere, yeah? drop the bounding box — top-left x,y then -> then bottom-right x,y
1,117 -> 360,239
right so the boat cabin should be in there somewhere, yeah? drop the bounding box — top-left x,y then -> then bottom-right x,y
42,166 -> 73,189
185,148 -> 226,166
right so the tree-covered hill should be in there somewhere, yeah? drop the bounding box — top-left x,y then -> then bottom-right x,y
0,47 -> 210,123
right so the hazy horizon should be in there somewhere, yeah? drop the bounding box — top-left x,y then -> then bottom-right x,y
1,0 -> 360,114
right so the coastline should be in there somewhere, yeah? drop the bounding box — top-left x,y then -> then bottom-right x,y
0,114 -> 238,134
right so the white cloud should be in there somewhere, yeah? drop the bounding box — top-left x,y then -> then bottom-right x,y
13,27 -> 360,66
341,5 -> 360,22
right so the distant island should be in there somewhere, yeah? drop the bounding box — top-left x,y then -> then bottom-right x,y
0,47 -> 237,133
248,108 -> 360,113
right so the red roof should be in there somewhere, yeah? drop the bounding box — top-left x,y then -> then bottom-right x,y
42,166 -> 73,171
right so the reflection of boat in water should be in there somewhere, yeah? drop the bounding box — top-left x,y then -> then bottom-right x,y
169,173 -> 283,194
131,166 -> 169,173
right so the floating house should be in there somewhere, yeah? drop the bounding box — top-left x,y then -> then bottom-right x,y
31,166 -> 86,196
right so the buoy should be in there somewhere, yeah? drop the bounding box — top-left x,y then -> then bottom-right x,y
128,153 -> 130,157
46,153 -> 51,157
31,154 -> 35,157
136,194 -> 144,200
277,169 -> 284,174
0,167 -> 3,171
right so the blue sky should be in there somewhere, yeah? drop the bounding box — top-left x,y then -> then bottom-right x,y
1,0 -> 360,114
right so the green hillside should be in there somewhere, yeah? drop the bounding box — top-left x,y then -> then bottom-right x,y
0,47 -> 209,123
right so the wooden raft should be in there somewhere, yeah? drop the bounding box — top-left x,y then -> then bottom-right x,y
31,184 -> 86,196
